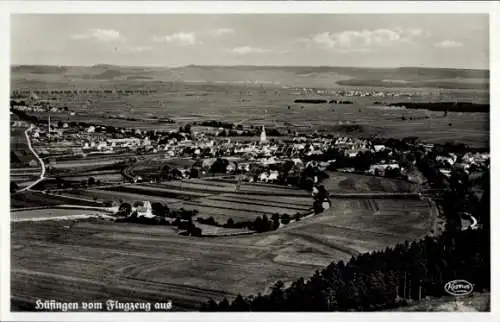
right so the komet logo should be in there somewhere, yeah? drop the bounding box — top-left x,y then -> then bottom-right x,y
444,280 -> 473,296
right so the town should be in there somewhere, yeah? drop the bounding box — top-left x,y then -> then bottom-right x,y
11,98 -> 489,233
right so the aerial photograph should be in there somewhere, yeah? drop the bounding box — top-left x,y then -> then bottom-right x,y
9,14 -> 490,312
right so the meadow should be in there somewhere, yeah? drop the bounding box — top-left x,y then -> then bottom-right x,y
11,64 -> 489,148
11,192 -> 435,310
323,171 -> 419,193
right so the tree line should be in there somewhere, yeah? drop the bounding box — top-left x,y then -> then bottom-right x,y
389,102 -> 489,113
196,211 -> 306,233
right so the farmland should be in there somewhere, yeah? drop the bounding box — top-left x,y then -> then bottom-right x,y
11,191 -> 104,209
11,192 -> 435,311
322,172 -> 419,193
57,178 -> 313,223
11,207 -> 111,222
11,65 -> 489,148
11,165 -> 437,310
10,126 -> 39,174
9,64 -> 487,311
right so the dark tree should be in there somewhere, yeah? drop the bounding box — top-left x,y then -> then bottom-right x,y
118,203 -> 132,217
190,167 -> 200,178
230,295 -> 250,311
88,177 -> 96,185
225,218 -> 235,228
254,216 -> 264,232
201,299 -> 218,312
218,298 -> 230,311
210,158 -> 229,174
151,202 -> 169,217
280,213 -> 291,225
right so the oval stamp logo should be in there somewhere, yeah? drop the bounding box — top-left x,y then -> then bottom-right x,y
444,280 -> 473,296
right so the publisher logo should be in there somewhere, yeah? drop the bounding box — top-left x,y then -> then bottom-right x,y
444,280 -> 473,296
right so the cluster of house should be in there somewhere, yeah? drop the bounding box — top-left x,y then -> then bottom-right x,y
289,87 -> 418,98
32,120 -> 401,178
435,151 -> 489,177
11,102 -> 68,114
336,89 -> 415,98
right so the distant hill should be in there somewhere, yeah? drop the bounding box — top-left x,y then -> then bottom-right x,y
11,65 -> 69,74
10,64 -> 489,91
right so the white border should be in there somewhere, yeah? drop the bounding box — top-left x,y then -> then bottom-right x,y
2,1 -> 498,14
1,1 -> 498,322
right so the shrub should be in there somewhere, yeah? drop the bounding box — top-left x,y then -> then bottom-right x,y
281,214 -> 291,225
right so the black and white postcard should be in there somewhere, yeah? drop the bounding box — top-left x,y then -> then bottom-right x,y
2,2 -> 496,321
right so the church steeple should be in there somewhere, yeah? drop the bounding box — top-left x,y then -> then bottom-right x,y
260,125 -> 267,143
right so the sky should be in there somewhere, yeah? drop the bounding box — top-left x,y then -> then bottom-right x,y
10,14 -> 489,69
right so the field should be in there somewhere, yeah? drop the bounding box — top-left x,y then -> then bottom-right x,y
11,192 -> 436,311
10,125 -> 40,189
11,65 -> 489,148
11,191 -> 103,209
323,171 -> 418,193
11,208 -> 110,222
10,64 -> 485,311
58,178 -> 313,223
60,188 -> 183,206
32,96 -> 490,148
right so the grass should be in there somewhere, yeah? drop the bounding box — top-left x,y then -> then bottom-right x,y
10,126 -> 38,170
60,189 -> 183,205
103,184 -> 212,200
11,193 -> 437,311
324,171 -> 418,193
11,208 -> 109,221
387,292 -> 490,312
11,191 -> 103,209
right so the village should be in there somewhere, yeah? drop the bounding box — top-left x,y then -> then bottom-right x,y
17,107 -> 489,191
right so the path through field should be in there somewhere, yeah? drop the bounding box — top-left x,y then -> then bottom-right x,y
18,125 -> 46,192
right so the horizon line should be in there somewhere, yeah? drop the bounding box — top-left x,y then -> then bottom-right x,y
10,63 -> 490,72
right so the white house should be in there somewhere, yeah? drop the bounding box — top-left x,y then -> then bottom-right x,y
258,170 -> 279,183
268,170 -> 279,182
96,141 -> 108,151
226,162 -> 237,173
436,156 -> 456,166
135,201 -> 155,218
368,163 -> 400,175
87,126 -> 95,133
439,169 -> 452,177
238,163 -> 250,172
291,158 -> 304,168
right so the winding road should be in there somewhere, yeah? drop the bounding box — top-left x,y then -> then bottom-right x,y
18,125 -> 46,192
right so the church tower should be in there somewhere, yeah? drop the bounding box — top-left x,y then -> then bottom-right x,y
260,125 -> 267,144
